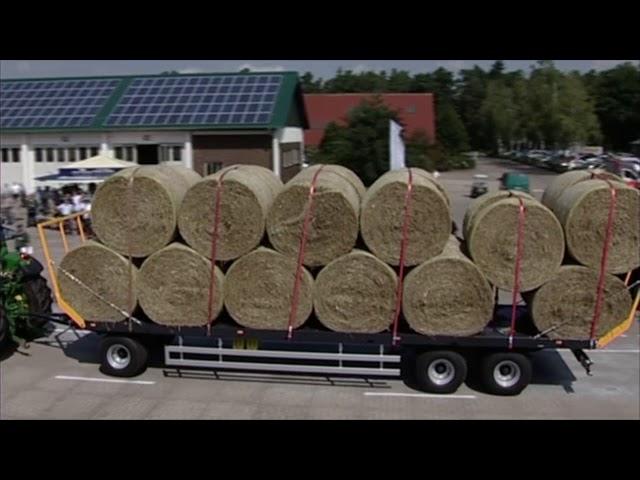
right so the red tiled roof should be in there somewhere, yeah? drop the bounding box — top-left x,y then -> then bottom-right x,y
303,93 -> 436,147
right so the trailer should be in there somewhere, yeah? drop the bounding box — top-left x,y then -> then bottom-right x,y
36,213 -> 640,396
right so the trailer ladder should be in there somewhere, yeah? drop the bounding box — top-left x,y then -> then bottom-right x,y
164,341 -> 401,377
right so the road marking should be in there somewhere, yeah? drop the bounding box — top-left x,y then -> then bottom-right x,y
55,375 -> 155,385
364,392 -> 476,399
589,349 -> 639,353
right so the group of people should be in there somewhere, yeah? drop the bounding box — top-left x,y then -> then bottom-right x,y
1,182 -> 96,235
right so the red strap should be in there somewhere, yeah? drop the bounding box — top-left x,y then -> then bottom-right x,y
126,167 -> 141,331
391,168 -> 414,346
287,165 -> 325,340
589,182 -> 617,341
206,166 -> 238,335
508,195 -> 526,349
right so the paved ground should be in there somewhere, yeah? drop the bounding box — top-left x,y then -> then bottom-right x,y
1,158 -> 638,419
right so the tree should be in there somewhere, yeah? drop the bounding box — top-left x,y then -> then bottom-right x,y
436,101 -> 469,153
300,72 -> 323,93
480,79 -> 519,153
455,66 -> 489,150
317,97 -> 402,185
488,60 -> 505,79
591,63 -> 640,150
387,69 -> 413,92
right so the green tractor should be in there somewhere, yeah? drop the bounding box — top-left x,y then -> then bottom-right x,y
0,222 -> 53,354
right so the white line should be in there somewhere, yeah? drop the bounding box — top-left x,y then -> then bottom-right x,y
55,375 -> 155,385
364,392 -> 476,399
589,349 -> 639,353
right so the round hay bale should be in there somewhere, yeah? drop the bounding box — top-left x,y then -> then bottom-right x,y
58,240 -> 137,323
313,249 -> 397,333
360,168 -> 451,266
303,164 -> 367,199
547,179 -> 640,274
463,190 -> 533,239
92,165 -> 201,257
178,165 -> 283,260
528,265 -> 632,340
541,169 -> 621,208
137,243 -> 224,327
266,165 -> 361,267
224,247 -> 313,330
403,236 -> 494,336
463,192 -> 564,292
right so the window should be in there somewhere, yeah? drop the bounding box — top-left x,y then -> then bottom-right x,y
57,148 -> 66,162
406,105 -> 417,114
281,144 -> 301,169
205,162 -> 223,175
159,145 -> 183,162
172,146 -> 182,162
90,147 -> 99,157
46,148 -> 55,162
114,145 -> 137,162
68,148 -> 77,162
1,148 -> 21,163
35,148 -> 44,162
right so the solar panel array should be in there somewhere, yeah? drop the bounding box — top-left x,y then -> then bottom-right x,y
0,79 -> 121,129
104,74 -> 283,127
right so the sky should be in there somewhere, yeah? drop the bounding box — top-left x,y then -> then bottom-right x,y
1,60 -> 638,80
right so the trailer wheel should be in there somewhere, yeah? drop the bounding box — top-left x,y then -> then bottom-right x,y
99,336 -> 148,378
0,305 -> 10,353
481,352 -> 532,396
414,350 -> 467,394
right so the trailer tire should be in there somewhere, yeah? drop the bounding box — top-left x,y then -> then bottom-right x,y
414,350 -> 467,394
22,275 -> 52,327
0,305 -> 10,353
480,352 -> 532,396
99,336 -> 148,378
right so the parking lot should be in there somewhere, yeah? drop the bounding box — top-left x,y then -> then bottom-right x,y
1,157 -> 638,420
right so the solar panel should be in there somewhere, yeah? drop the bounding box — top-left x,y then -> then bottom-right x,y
104,74 -> 282,127
0,78 -> 121,129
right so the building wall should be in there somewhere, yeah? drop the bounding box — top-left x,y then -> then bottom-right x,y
192,134 -> 273,176
0,130 -> 191,193
1,127 -> 305,192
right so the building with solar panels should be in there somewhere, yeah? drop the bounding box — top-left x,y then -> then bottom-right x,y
0,71 -> 309,193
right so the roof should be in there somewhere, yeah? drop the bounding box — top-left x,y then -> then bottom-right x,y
303,93 -> 436,147
58,155 -> 131,169
35,155 -> 131,184
0,71 -> 309,133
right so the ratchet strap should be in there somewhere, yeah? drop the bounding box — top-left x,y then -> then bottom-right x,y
286,165 -> 325,340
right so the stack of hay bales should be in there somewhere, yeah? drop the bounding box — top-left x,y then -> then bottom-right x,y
59,161 -> 634,341
526,170 -> 640,338
59,165 -> 208,326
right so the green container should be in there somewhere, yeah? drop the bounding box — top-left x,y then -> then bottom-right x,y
499,172 -> 530,193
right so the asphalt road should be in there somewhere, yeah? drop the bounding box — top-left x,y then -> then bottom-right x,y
1,158 -> 638,419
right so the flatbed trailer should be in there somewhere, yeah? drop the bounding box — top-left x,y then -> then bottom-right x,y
37,213 -> 640,396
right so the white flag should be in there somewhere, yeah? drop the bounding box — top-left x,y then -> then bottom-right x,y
389,120 -> 405,170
